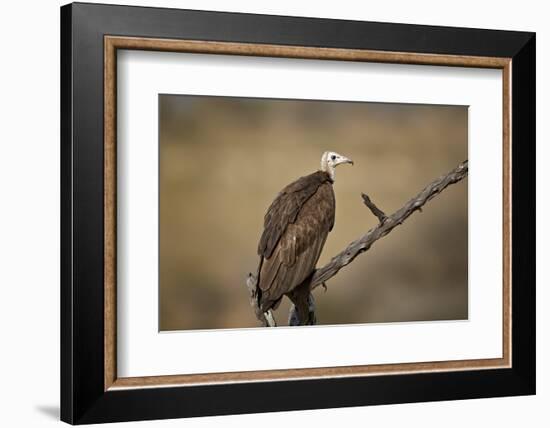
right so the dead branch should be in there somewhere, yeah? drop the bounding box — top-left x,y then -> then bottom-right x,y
247,159 -> 468,326
308,160 -> 468,292
361,193 -> 388,223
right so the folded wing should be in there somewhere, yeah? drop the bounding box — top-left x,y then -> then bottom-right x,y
257,172 -> 335,311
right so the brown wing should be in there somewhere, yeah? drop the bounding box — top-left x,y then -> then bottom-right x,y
257,180 -> 335,311
258,171 -> 333,259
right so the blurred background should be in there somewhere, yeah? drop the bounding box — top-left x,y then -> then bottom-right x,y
159,95 -> 468,331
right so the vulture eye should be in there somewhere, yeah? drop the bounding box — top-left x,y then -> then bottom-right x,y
331,155 -> 337,161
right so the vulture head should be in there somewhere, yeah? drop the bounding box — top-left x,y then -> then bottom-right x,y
320,151 -> 353,180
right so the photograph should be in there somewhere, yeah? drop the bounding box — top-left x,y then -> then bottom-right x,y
55,2 -> 536,424
159,95 -> 468,331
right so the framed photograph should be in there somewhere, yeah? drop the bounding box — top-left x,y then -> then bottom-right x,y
60,2 -> 535,424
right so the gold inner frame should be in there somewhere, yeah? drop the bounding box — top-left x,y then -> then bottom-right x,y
104,35 -> 512,391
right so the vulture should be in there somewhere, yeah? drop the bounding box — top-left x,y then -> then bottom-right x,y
255,151 -> 353,319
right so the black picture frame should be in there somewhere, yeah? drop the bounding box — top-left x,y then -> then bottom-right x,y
61,2 -> 535,424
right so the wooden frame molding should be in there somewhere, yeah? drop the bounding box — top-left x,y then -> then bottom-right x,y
104,35 -> 512,391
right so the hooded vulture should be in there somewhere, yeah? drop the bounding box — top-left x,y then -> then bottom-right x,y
255,151 -> 353,314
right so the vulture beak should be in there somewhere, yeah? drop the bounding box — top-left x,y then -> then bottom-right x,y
337,156 -> 354,166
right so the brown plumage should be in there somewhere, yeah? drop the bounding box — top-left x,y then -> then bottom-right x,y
254,152 -> 353,318
256,170 -> 335,312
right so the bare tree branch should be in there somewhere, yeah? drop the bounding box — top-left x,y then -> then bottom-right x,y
308,160 -> 468,292
246,159 -> 468,326
361,193 -> 388,223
